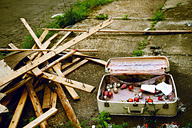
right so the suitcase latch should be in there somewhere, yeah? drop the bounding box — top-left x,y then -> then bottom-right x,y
104,102 -> 110,107
133,102 -> 138,107
163,103 -> 169,109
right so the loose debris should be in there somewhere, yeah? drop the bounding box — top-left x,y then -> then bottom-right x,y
0,18 -> 113,128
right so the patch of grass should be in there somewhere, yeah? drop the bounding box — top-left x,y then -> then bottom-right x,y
92,111 -> 111,128
176,2 -> 182,7
148,6 -> 165,21
95,13 -> 108,20
122,14 -> 130,20
138,39 -> 147,50
132,49 -> 144,57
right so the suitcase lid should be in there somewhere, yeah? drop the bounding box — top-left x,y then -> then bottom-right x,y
105,56 -> 169,75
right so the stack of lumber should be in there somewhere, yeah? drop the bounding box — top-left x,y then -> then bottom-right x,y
0,18 -> 113,128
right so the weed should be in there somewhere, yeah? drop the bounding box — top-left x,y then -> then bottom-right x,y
149,6 -> 165,21
95,13 -> 108,20
112,122 -> 130,128
138,39 -> 147,50
176,2 -> 182,7
122,14 -> 130,20
92,111 -> 111,128
132,50 -> 144,57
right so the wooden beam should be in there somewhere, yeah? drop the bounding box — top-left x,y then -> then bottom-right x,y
51,92 -> 57,108
65,49 -> 98,52
42,28 -> 192,34
61,58 -> 81,70
63,59 -> 88,76
42,86 -> 51,109
8,88 -> 28,128
23,107 -> 58,128
0,18 -> 114,87
0,49 -> 53,52
41,72 -> 95,93
26,81 -> 48,128
56,83 -> 81,128
39,29 -> 49,43
53,64 -> 80,100
85,58 -> 107,66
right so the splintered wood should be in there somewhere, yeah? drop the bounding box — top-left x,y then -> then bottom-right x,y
0,18 -> 112,128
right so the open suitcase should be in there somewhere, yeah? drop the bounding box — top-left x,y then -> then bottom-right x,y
97,56 -> 178,117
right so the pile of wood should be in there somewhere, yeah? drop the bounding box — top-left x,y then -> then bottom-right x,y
0,18 -> 113,128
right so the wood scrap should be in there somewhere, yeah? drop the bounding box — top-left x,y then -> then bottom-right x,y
23,107 -> 58,128
61,58 -> 81,70
53,64 -> 80,100
63,59 -> 88,76
56,83 -> 81,128
8,88 -> 28,128
42,86 -> 51,109
0,18 -> 114,87
85,58 -> 107,66
51,92 -> 57,108
0,49 -> 53,52
26,81 -> 48,128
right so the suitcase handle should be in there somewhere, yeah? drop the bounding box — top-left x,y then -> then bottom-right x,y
124,107 -> 144,114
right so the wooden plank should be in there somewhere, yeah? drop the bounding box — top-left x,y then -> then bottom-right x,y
63,59 -> 88,76
23,107 -> 58,128
26,81 -> 48,128
0,49 -> 53,51
41,50 -> 77,71
51,32 -> 72,50
61,58 -> 81,70
39,29 -> 49,43
42,86 -> 51,109
41,72 -> 95,93
34,85 -> 45,93
8,88 -> 28,128
56,83 -> 81,128
85,58 -> 107,66
8,43 -> 18,49
51,92 -> 57,108
53,64 -> 80,100
42,28 -> 192,34
0,19 -> 114,87
65,49 -> 98,52
20,18 -> 43,49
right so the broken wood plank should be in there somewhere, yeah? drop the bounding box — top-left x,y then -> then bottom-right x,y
23,107 -> 58,128
66,49 -> 98,52
39,29 -> 49,43
26,81 -> 48,128
61,51 -> 99,59
63,59 -> 88,76
0,18 -> 114,87
42,86 -> 51,109
56,83 -> 81,128
8,43 -> 18,49
85,58 -> 107,66
53,64 -> 80,100
40,72 -> 95,93
8,88 -> 28,128
42,28 -> 192,34
51,31 -> 72,50
61,58 -> 81,70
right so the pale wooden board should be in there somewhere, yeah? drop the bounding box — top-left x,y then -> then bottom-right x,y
0,19 -> 114,87
63,59 -> 88,76
86,58 -> 107,66
55,83 -> 81,128
8,88 -> 28,128
26,81 -> 48,128
23,107 -> 58,128
42,86 -> 51,109
61,58 -> 81,70
41,72 -> 95,93
53,64 -> 80,100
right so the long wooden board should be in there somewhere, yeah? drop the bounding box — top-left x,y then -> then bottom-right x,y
41,72 -> 95,93
23,107 -> 58,128
61,58 -> 81,70
85,58 -> 107,66
0,18 -> 114,87
42,86 -> 51,109
42,28 -> 192,34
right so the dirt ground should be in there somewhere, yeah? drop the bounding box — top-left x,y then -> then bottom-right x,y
0,0 -> 192,127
